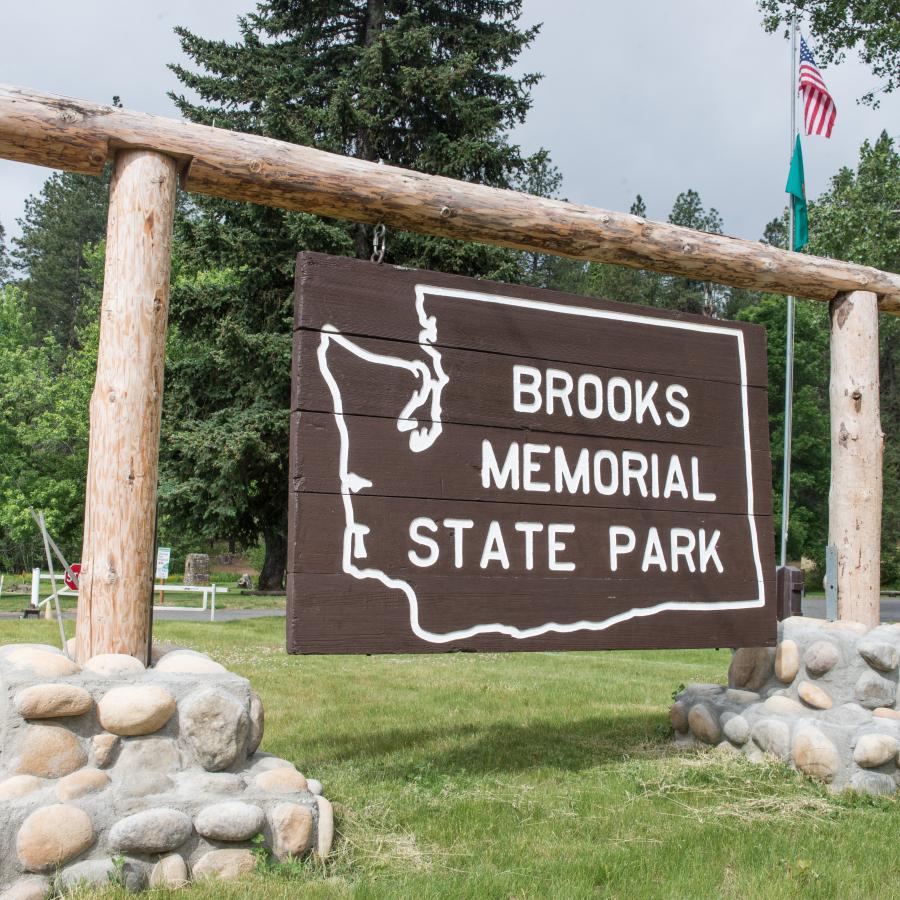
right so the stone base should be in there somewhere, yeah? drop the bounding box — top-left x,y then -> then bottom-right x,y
672,617 -> 900,795
0,642 -> 333,897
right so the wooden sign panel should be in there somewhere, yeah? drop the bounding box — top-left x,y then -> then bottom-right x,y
288,252 -> 775,653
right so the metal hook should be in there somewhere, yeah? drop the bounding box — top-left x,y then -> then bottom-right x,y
371,223 -> 386,264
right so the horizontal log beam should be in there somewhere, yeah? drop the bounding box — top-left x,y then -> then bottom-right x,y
1,83 -> 898,311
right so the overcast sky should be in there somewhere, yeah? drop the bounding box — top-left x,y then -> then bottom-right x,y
1,0 -> 897,246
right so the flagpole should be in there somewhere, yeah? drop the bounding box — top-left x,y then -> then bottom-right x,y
779,17 -> 798,568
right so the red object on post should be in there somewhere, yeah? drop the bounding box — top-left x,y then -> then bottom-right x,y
64,563 -> 81,592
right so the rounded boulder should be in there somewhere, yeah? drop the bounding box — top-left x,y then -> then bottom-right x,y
853,733 -> 898,768
270,802 -> 313,860
180,688 -> 249,771
192,849 -> 256,881
804,641 -> 840,677
16,804 -> 94,872
14,683 -> 93,719
775,639 -> 800,683
13,723 -> 86,778
97,685 -> 176,736
108,807 -> 192,854
195,801 -> 265,841
83,653 -> 145,676
792,725 -> 840,782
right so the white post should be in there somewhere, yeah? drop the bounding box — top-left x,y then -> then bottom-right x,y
211,584 -> 217,622
30,568 -> 40,608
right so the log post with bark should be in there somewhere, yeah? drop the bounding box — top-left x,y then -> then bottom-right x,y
74,149 -> 177,663
828,291 -> 884,629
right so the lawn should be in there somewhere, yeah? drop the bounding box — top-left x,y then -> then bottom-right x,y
2,617 -> 899,899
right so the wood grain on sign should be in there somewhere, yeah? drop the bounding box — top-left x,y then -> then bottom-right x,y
289,252 -> 776,654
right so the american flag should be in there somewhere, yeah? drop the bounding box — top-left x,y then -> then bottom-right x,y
799,37 -> 836,138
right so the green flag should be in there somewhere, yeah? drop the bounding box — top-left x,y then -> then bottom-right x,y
785,134 -> 808,251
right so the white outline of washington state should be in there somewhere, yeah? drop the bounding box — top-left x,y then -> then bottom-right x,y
316,283 -> 767,644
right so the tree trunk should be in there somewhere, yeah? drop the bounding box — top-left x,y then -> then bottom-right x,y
75,149 -> 177,663
828,290 -> 883,627
258,527 -> 287,591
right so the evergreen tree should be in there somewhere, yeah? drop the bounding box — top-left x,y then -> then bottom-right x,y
166,1 -> 546,587
12,170 -> 109,350
0,222 -> 10,285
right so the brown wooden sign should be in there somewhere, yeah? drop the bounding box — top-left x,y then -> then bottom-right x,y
288,252 -> 775,653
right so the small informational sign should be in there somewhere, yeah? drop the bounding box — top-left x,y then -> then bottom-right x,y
64,563 -> 81,592
288,253 -> 775,653
155,547 -> 172,580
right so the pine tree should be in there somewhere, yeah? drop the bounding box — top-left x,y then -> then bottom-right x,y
0,222 -> 10,285
12,170 -> 109,350
165,1 -> 546,587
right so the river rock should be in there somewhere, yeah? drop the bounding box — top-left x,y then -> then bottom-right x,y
3,647 -> 79,677
16,804 -> 94,872
728,647 -> 774,691
858,641 -> 899,673
804,641 -> 840,676
791,725 -> 840,782
155,651 -> 227,675
849,770 -> 896,796
853,733 -> 898,768
58,858 -> 146,892
97,685 -> 176,736
270,802 -> 313,860
798,681 -> 833,709
108,808 -> 192,854
722,714 -> 750,746
828,702 -> 873,726
775,639 -> 800,682
873,707 -> 900,720
56,767 -> 109,801
180,689 -> 249,771
83,653 -> 145,676
182,772 -> 245,794
687,703 -> 721,744
255,766 -> 308,793
669,701 -> 688,733
725,689 -> 760,704
192,849 -> 256,881
855,671 -> 896,709
315,796 -> 334,857
0,876 -> 49,899
114,736 -> 180,774
0,775 -> 42,801
13,723 -> 86,778
195,801 -> 265,841
762,695 -> 804,714
307,778 -> 324,796
752,718 -> 790,760
149,853 -> 188,888
14,684 -> 92,719
247,753 -> 295,774
90,733 -> 120,768
248,691 -> 264,754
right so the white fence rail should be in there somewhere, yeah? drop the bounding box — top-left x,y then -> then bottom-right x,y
30,569 -> 226,621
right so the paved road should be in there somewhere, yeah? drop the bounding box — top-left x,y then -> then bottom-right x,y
0,608 -> 285,622
802,596 -> 900,623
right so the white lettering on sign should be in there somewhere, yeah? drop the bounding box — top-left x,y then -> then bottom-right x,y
513,364 -> 690,428
314,281 -> 766,645
481,440 -> 716,503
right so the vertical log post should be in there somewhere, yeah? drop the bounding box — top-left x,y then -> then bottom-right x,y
828,290 -> 884,628
75,150 -> 177,663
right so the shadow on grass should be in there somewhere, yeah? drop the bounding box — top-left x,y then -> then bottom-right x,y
276,711 -> 672,778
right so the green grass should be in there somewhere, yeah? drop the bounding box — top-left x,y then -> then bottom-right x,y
4,618 -> 900,899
